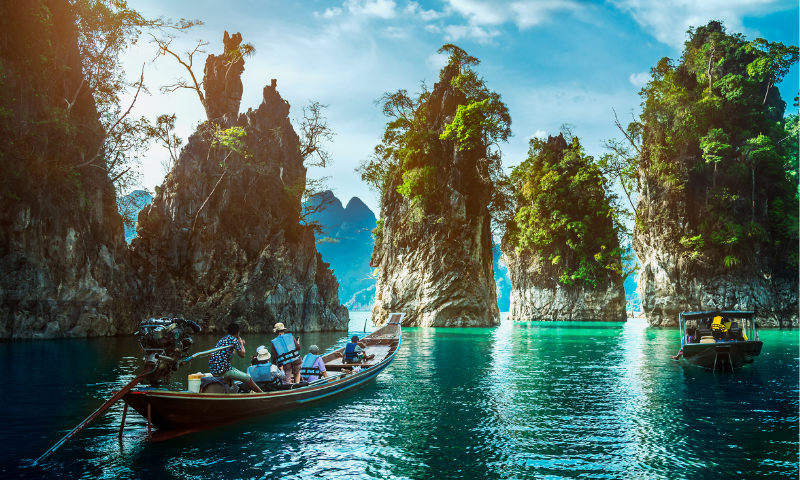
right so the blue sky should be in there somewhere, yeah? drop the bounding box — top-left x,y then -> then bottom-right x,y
122,0 -> 799,214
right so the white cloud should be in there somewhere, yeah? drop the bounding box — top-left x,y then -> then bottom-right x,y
628,72 -> 650,87
443,24 -> 501,44
405,1 -> 447,21
525,130 -> 548,141
608,0 -> 796,48
427,52 -> 448,70
425,24 -> 442,33
346,0 -> 398,19
314,7 -> 343,18
443,0 -> 583,29
384,26 -> 406,38
510,0 -> 582,28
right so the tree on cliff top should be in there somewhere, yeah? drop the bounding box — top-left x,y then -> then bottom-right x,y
617,21 -> 798,272
358,44 -> 511,240
505,130 -> 625,289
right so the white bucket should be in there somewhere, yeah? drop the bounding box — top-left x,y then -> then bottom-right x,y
188,372 -> 207,392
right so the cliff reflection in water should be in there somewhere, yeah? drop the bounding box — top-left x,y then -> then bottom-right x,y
1,313 -> 797,479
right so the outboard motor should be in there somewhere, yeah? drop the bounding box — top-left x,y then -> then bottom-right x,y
137,317 -> 202,385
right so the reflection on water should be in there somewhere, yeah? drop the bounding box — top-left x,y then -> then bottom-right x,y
1,314 -> 797,479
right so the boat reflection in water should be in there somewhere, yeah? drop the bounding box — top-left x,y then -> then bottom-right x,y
121,314 -> 404,441
676,311 -> 763,370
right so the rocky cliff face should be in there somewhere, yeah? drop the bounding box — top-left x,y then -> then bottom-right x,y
370,66 -> 499,327
0,0 -> 141,339
203,31 -> 245,120
130,36 -> 348,334
633,23 -> 798,328
635,178 -> 798,327
500,133 -> 627,322
503,248 -> 626,321
0,14 -> 348,340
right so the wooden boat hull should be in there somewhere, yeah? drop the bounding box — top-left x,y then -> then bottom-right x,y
122,319 -> 403,440
682,341 -> 763,370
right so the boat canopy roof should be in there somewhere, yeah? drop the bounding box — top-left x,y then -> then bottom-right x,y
679,311 -> 755,320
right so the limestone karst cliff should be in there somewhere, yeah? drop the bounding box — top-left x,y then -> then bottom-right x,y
0,0 -> 141,339
633,22 -> 798,327
131,34 -> 348,334
503,249 -> 626,321
0,6 -> 348,339
502,134 -> 627,322
367,48 -> 504,327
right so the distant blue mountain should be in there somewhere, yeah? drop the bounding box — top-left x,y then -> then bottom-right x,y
308,191 -> 377,310
120,189 -> 153,243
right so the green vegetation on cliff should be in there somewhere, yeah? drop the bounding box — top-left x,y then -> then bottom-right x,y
618,22 -> 798,270
505,132 -> 624,288
358,44 -> 511,240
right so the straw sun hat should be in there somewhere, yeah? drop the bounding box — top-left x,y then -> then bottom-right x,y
257,346 -> 271,361
273,322 -> 286,332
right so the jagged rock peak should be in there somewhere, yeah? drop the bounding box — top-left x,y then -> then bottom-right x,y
259,79 -> 290,119
203,31 -> 245,120
132,61 -> 348,333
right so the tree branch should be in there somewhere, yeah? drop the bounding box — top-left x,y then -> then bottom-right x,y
77,63 -> 145,169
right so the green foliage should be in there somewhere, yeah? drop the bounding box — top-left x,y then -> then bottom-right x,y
700,128 -> 732,165
744,38 -> 799,105
212,125 -> 250,159
724,255 -> 740,268
440,99 -> 492,151
633,21 -> 799,269
679,234 -> 705,260
358,44 -> 510,233
373,218 -> 384,245
396,166 -> 433,205
505,132 -> 623,288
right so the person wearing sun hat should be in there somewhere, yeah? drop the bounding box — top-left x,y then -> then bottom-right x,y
270,322 -> 302,384
247,346 -> 285,389
300,345 -> 328,382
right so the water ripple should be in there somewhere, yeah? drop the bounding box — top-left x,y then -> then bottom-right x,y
0,314 -> 797,479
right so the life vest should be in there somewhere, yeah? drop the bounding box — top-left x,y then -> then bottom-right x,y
247,362 -> 280,385
711,316 -> 728,333
344,342 -> 360,363
272,333 -> 300,366
300,354 -> 321,379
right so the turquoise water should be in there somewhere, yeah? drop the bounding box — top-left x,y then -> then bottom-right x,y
1,313 -> 797,479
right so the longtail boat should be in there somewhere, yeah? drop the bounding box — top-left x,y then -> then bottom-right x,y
120,314 -> 404,441
675,310 -> 762,370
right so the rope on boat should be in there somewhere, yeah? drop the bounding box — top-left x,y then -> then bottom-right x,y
32,365 -> 155,466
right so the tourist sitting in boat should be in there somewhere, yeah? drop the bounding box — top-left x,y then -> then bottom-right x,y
247,346 -> 285,389
711,316 -> 730,340
271,322 -> 302,384
300,345 -> 329,382
343,336 -> 374,363
209,322 -> 263,393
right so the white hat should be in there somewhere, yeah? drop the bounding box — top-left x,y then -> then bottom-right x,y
257,347 -> 270,361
